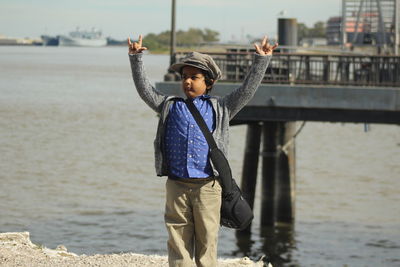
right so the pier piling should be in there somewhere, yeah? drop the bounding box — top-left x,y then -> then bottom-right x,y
261,122 -> 278,226
240,123 -> 262,232
260,122 -> 296,226
275,122 -> 296,225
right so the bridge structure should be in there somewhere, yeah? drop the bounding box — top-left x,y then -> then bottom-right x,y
158,51 -> 400,231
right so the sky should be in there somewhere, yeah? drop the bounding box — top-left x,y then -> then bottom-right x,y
0,0 -> 342,42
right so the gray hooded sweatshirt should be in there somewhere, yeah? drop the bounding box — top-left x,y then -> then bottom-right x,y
129,53 -> 271,177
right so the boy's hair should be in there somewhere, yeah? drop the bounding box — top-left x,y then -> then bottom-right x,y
200,70 -> 215,93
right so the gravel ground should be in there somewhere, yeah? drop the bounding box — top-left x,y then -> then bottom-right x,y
0,232 -> 265,267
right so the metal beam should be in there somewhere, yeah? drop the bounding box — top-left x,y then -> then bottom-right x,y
157,82 -> 400,111
156,82 -> 400,124
232,107 -> 400,124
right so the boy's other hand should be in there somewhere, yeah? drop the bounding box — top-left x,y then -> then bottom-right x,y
254,36 -> 278,56
128,35 -> 148,54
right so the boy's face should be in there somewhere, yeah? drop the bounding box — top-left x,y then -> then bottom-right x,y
181,66 -> 210,99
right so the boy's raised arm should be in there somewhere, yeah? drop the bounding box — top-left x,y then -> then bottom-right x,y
222,36 -> 278,119
128,35 -> 166,113
254,36 -> 278,56
128,35 -> 148,54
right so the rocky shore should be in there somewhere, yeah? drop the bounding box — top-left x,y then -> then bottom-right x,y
0,232 -> 265,267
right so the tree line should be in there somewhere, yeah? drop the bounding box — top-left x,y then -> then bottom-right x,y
142,28 -> 219,51
298,21 -> 326,40
136,23 -> 326,51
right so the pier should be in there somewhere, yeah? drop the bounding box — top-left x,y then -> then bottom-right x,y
157,52 -> 400,231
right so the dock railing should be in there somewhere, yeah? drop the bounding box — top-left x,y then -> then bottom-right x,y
174,52 -> 400,87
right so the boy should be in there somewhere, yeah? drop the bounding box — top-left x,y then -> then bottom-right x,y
128,35 -> 277,267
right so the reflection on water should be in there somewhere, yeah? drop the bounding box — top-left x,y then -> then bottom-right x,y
259,225 -> 297,266
233,225 -> 297,266
1,46 -> 399,266
233,221 -> 400,267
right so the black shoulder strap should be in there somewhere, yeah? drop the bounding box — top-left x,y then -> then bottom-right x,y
185,99 -> 234,192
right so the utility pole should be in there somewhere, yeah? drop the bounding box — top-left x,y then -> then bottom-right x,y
170,0 -> 176,66
396,0 -> 399,54
341,0 -> 348,49
164,0 -> 177,81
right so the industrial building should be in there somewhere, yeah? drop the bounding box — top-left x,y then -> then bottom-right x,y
340,0 -> 399,51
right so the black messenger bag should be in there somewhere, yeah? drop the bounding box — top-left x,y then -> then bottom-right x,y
185,99 -> 254,230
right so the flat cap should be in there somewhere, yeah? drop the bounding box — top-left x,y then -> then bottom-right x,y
169,52 -> 222,80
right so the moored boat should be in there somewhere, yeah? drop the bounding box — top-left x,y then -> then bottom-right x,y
41,35 -> 59,46
58,28 -> 107,47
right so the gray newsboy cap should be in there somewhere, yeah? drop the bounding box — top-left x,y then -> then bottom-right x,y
169,52 -> 222,80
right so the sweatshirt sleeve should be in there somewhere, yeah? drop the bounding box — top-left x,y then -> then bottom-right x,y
220,54 -> 271,119
129,53 -> 167,113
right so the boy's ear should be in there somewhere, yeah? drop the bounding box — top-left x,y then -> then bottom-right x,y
207,79 -> 215,89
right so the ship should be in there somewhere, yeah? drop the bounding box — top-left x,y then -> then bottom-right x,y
58,28 -> 107,47
41,35 -> 59,46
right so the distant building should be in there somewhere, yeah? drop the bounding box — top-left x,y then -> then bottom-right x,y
0,35 -> 41,46
326,16 -> 342,45
300,37 -> 328,47
341,0 -> 399,47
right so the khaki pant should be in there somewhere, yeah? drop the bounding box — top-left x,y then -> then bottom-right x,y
165,178 -> 222,267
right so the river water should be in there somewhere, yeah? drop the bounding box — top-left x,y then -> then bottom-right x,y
0,46 -> 399,266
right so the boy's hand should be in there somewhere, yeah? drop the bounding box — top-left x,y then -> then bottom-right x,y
128,35 -> 148,54
254,36 -> 278,56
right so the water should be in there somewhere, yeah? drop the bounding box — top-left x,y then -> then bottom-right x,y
0,46 -> 399,266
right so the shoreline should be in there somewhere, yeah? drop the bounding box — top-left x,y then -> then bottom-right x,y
0,232 -> 265,267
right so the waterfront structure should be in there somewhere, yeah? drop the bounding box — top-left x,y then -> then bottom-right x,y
159,50 -> 399,229
0,35 -> 42,46
299,37 -> 328,47
58,28 -> 107,47
157,77 -> 399,228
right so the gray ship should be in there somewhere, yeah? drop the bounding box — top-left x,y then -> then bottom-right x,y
58,28 -> 107,47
